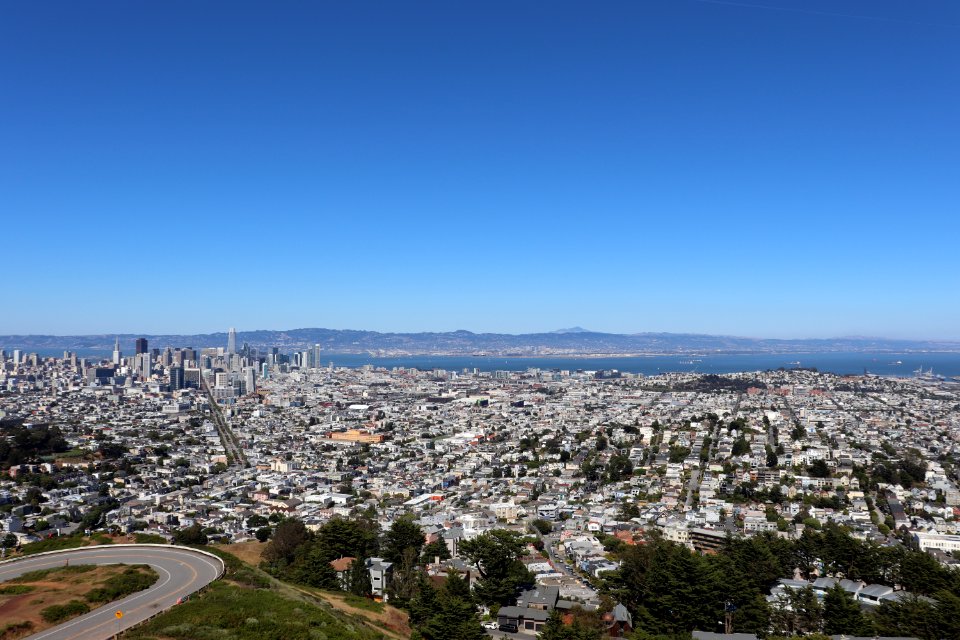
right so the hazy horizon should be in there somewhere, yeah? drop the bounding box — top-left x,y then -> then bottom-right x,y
2,325 -> 959,344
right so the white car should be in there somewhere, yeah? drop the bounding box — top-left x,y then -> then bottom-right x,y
483,621 -> 498,629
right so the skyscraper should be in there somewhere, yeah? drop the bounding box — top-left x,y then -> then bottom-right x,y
227,327 -> 237,355
169,365 -> 184,390
243,366 -> 256,395
313,344 -> 322,370
135,338 -> 148,355
137,352 -> 152,379
112,337 -> 122,365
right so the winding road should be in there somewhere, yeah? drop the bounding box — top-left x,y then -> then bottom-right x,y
0,544 -> 223,640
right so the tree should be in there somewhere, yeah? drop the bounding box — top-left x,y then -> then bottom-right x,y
347,556 -> 372,597
770,587 -> 822,636
289,544 -> 340,590
389,547 -> 422,608
808,458 -> 830,478
262,518 -> 309,565
765,445 -> 778,467
459,530 -> 533,606
316,516 -> 379,561
530,519 -> 553,535
410,573 -> 488,640
383,516 -> 425,564
421,539 -> 451,564
605,454 -> 633,483
823,584 -> 873,636
172,523 -> 208,546
873,592 -> 939,640
2,533 -> 17,549
246,514 -> 268,529
732,436 -> 750,457
255,526 -> 272,543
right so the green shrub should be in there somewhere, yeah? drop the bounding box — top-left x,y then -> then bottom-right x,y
0,584 -> 35,595
19,535 -> 87,555
40,600 -> 90,623
0,621 -> 34,639
134,533 -> 168,544
85,566 -> 158,604
12,565 -> 94,582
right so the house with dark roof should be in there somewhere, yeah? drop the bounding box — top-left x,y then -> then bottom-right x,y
516,585 -> 559,610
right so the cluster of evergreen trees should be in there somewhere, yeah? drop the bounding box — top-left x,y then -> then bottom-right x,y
260,514 -> 380,590
602,524 -> 960,639
0,421 -> 68,467
257,514 -> 539,639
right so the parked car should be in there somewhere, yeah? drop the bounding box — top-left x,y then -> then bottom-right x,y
498,623 -> 518,633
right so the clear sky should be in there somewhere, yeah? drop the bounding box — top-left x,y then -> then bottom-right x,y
2,1 -> 958,339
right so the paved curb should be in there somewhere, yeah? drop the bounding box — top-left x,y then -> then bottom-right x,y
0,543 -> 226,579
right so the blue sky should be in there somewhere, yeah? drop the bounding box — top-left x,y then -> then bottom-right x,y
2,1 -> 958,339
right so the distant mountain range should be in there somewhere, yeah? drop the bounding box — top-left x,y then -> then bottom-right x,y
1,328 -> 958,356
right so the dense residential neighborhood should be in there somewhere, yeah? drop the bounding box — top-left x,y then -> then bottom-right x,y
2,342 -> 960,639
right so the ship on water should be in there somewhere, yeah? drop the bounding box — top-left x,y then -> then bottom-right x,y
914,366 -> 945,381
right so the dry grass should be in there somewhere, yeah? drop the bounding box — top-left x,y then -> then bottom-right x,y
213,541 -> 264,567
293,587 -> 411,639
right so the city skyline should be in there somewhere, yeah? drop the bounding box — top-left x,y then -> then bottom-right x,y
3,1 -> 959,339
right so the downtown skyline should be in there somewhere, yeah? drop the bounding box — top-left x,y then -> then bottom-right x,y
3,1 -> 959,339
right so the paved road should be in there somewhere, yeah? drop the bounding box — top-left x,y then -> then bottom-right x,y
684,469 -> 701,509
0,545 -> 223,640
201,379 -> 246,467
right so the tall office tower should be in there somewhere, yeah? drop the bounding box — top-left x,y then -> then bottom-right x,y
0,350 -> 5,362
169,365 -> 184,390
112,337 -> 122,365
313,344 -> 322,369
13,350 -> 20,365
135,338 -> 148,354
161,347 -> 172,366
227,327 -> 237,355
243,366 -> 256,395
137,352 -> 152,379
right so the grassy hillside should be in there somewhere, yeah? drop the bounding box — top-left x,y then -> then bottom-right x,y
124,581 -> 384,640
124,546 -> 406,640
